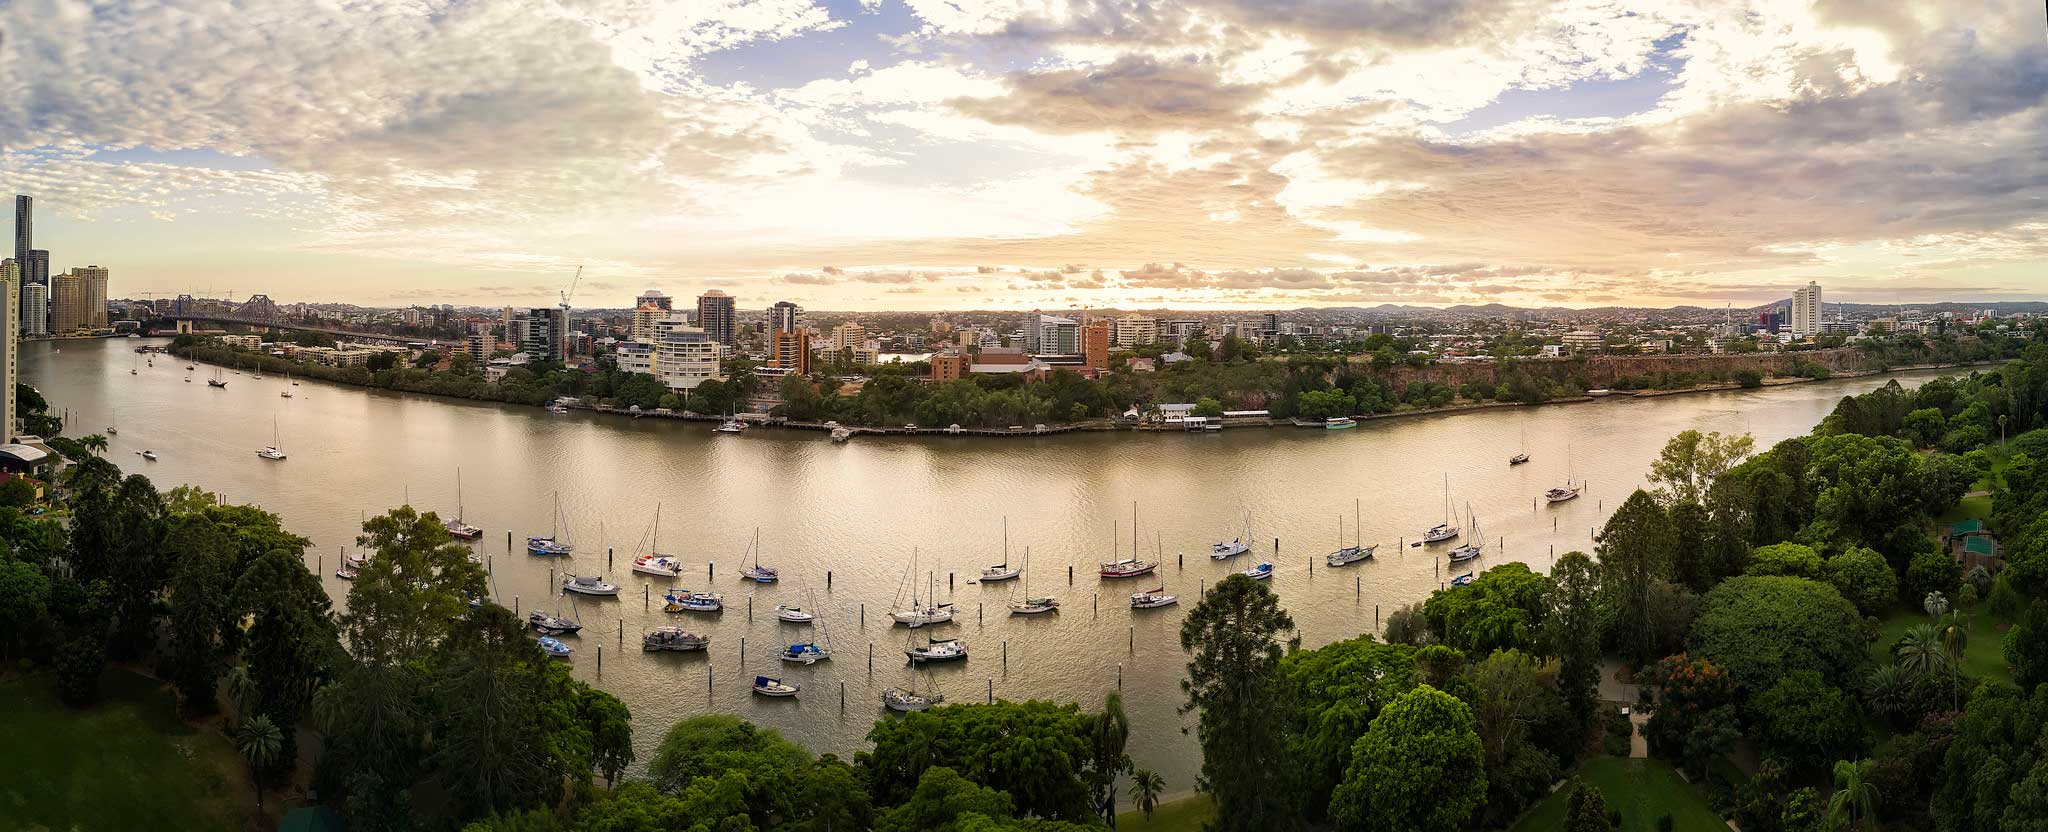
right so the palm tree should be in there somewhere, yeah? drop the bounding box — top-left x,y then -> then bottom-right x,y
237,714 -> 284,809
1864,664 -> 1912,727
224,665 -> 256,730
1939,616 -> 1969,710
1828,758 -> 1880,830
1893,622 -> 1949,685
1129,769 -> 1166,823
81,434 -> 108,456
1092,692 -> 1132,826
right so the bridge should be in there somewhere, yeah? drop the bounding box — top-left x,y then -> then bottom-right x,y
165,312 -> 430,347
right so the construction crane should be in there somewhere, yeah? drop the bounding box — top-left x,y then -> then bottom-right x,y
559,266 -> 582,312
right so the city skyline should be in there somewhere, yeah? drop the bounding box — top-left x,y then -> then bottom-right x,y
2,1 -> 2044,311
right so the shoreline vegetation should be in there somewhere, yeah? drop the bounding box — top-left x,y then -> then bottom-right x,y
162,333 -> 2010,439
10,326 -> 2048,830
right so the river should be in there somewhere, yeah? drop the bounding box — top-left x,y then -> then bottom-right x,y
24,337 -> 1946,793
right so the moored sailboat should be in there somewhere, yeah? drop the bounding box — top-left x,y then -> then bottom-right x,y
443,469 -> 483,540
527,492 -> 574,556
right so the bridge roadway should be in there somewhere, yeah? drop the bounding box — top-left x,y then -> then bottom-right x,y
166,314 -> 436,346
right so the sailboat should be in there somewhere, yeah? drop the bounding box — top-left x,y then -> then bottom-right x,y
978,517 -> 1021,583
631,504 -> 683,577
561,574 -> 620,596
715,408 -> 747,434
1422,473 -> 1461,543
739,528 -> 779,583
206,367 -> 227,388
1545,446 -> 1584,503
529,591 -> 583,634
1210,512 -> 1251,559
279,371 -> 293,398
904,636 -> 969,663
1008,547 -> 1059,614
662,588 -> 725,613
1447,506 -> 1484,563
752,675 -> 801,697
883,671 -> 943,712
892,548 -> 956,626
1099,516 -> 1157,578
443,469 -> 484,540
1327,498 -> 1376,566
642,626 -> 710,652
255,416 -> 287,460
782,590 -> 834,664
527,492 -> 574,556
1509,426 -> 1530,465
1450,571 -> 1475,587
1129,584 -> 1178,609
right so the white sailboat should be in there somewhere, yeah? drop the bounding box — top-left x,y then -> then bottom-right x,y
527,493 -> 574,556
631,504 -> 683,577
892,547 -> 956,626
1211,512 -> 1252,559
444,468 -> 483,540
739,528 -> 779,583
1327,498 -> 1375,566
978,517 -> 1021,583
782,590 -> 834,664
1008,546 -> 1059,614
883,671 -> 943,712
1129,584 -> 1178,609
1447,506 -> 1484,563
1545,445 -> 1584,504
752,675 -> 801,697
1422,473 -> 1461,543
561,574 -> 620,596
279,371 -> 293,398
255,416 -> 287,460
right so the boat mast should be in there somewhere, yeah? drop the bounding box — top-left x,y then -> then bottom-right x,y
1355,497 -> 1362,547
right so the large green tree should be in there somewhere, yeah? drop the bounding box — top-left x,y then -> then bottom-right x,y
1329,685 -> 1486,832
166,515 -> 234,713
1689,576 -> 1868,693
1544,552 -> 1604,725
1648,429 -> 1755,508
1422,562 -> 1551,655
1179,574 -> 1298,832
1280,636 -> 1416,821
1596,490 -> 1674,666
860,699 -> 1099,823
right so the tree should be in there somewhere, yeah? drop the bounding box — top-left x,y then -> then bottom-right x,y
1545,552 -> 1604,725
1905,549 -> 1963,606
1129,769 -> 1165,823
861,699 -> 1097,821
1638,654 -> 1742,778
431,605 -> 562,820
80,433 -> 109,456
1088,692 -> 1132,826
167,516 -> 233,713
1329,685 -> 1486,832
1753,672 -> 1862,771
1179,574 -> 1298,831
343,505 -> 488,668
239,714 -> 284,809
1827,759 -> 1881,831
1647,429 -> 1754,507
873,766 -> 1082,832
1690,576 -> 1868,693
1281,635 -> 1416,820
1893,622 -> 1950,687
1826,546 -> 1901,616
1596,490 -> 1674,665
1563,778 -> 1615,832
1746,542 -> 1824,579
1422,562 -> 1551,655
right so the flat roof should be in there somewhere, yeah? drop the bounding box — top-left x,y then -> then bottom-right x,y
0,444 -> 49,463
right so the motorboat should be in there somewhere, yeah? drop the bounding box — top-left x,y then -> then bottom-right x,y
830,427 -> 853,443
641,627 -> 709,652
536,637 -> 573,659
105,426 -> 117,435
561,574 -> 619,596
1450,572 -> 1475,587
138,450 -> 158,461
1327,544 -> 1375,567
1099,557 -> 1157,578
1509,452 -> 1529,465
775,604 -> 815,623
633,555 -> 684,578
1210,538 -> 1250,559
1240,561 -> 1274,580
979,563 -> 1021,583
892,602 -> 955,627
905,637 -> 968,663
883,686 -> 941,712
528,610 -> 581,634
663,590 -> 724,613
1130,586 -> 1178,609
1324,416 -> 1357,429
752,676 -> 801,697
1008,596 -> 1060,615
781,642 -> 831,665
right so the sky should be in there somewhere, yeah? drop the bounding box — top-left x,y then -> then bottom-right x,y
1,0 -> 2044,311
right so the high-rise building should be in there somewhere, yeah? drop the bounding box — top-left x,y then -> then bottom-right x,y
1790,282 -> 1822,337
21,250 -> 47,290
774,329 -> 813,375
831,322 -> 866,353
631,305 -> 687,343
75,266 -> 108,329
1024,314 -> 1080,355
1082,320 -> 1110,371
930,350 -> 966,383
50,271 -> 84,333
696,290 -> 736,346
510,307 -> 568,360
770,301 -> 801,335
1114,314 -> 1157,348
636,290 -> 671,311
19,281 -> 47,336
12,196 -> 30,276
0,259 -> 15,437
653,328 -> 725,392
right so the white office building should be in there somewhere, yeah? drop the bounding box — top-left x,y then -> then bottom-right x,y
652,328 -> 724,393
1790,281 -> 1822,337
1114,314 -> 1157,348
1025,314 -> 1080,355
19,281 -> 45,336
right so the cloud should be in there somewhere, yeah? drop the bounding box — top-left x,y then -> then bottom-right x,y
952,55 -> 1266,135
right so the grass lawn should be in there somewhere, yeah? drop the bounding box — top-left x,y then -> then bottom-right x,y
1872,606 -> 2014,683
1936,493 -> 1992,528
1510,757 -> 1726,832
1119,794 -> 1215,832
0,668 -> 253,830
